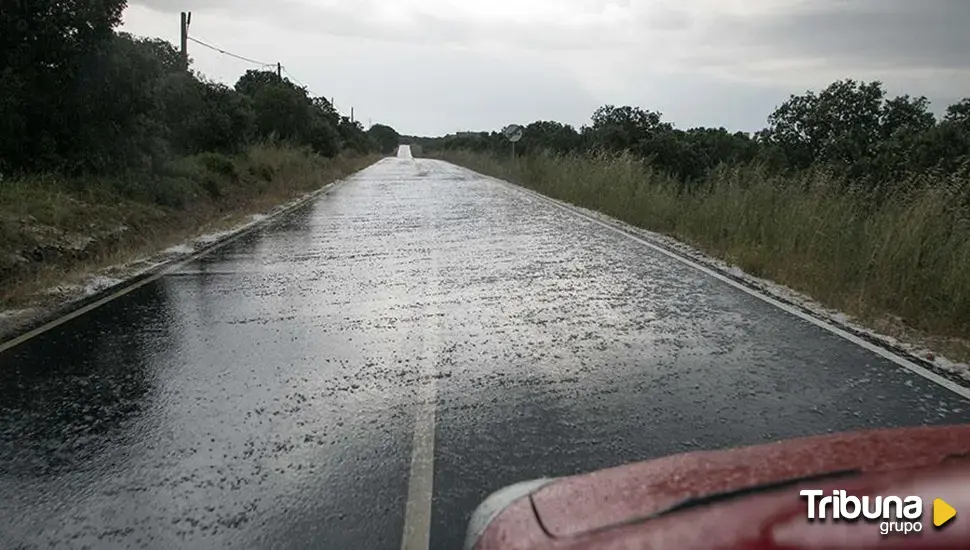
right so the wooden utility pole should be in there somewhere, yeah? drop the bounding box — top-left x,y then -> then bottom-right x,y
277,62 -> 282,80
180,12 -> 192,70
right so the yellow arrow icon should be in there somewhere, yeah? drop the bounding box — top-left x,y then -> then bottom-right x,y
934,499 -> 956,528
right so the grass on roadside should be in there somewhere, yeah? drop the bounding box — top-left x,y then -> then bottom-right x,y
433,149 -> 970,362
0,143 -> 380,307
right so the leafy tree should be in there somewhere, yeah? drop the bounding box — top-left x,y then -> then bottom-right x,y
685,128 -> 758,168
905,98 -> 970,176
519,121 -> 581,155
757,79 -> 954,184
53,32 -> 180,173
1,0 -> 127,73
189,79 -> 255,154
368,124 -> 401,154
815,80 -> 885,167
233,70 -> 351,156
585,105 -> 672,154
251,84 -> 312,143
430,131 -> 506,153
421,82 -> 968,202
944,99 -> 970,128
862,95 -> 937,181
312,97 -> 341,126
761,80 -> 886,170
306,108 -> 341,158
0,5 -> 387,181
0,0 -> 129,172
338,118 -> 377,154
234,69 -> 283,97
880,95 -> 935,139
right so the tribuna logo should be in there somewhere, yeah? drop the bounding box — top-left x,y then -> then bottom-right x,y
801,490 -> 924,536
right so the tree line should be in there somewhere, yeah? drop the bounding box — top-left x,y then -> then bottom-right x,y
410,80 -> 970,198
0,1 -> 402,179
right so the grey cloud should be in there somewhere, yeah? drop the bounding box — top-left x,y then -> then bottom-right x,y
131,0 -> 647,50
722,0 -> 970,71
637,4 -> 693,31
127,0 -> 969,135
133,0 -> 970,72
343,47 -> 601,135
135,0 -> 393,41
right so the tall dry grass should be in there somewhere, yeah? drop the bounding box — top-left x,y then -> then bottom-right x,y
435,149 -> 970,345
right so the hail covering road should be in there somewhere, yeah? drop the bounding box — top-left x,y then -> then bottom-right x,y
1,145 -> 969,549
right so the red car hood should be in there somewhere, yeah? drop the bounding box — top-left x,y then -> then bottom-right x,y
470,424 -> 970,550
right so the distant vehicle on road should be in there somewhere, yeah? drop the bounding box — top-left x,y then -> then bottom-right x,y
466,424 -> 970,549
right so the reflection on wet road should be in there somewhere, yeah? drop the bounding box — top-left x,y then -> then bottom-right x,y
2,146 -> 969,549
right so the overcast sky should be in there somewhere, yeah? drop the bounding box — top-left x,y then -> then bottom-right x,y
121,0 -> 970,137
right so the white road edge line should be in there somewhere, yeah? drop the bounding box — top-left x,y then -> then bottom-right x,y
460,164 -> 970,402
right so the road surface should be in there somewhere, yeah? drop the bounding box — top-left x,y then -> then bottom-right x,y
2,145 -> 969,549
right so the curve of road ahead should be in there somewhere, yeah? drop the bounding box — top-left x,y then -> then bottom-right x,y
2,145 -> 969,549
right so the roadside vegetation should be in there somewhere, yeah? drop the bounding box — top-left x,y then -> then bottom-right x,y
411,83 -> 970,360
0,1 -> 400,306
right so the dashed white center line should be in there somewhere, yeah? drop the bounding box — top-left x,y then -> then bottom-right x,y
401,373 -> 437,550
402,210 -> 441,550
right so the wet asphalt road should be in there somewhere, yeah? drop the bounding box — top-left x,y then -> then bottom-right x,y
2,146 -> 970,550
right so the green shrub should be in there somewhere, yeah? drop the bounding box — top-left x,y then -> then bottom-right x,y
195,152 -> 238,180
248,163 -> 276,182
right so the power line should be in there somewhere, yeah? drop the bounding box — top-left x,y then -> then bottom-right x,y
181,20 -> 357,123
283,68 -> 350,119
187,38 -> 309,93
281,66 -> 307,89
187,36 -> 275,68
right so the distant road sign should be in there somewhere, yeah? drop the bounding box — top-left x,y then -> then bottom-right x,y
503,124 -> 524,143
